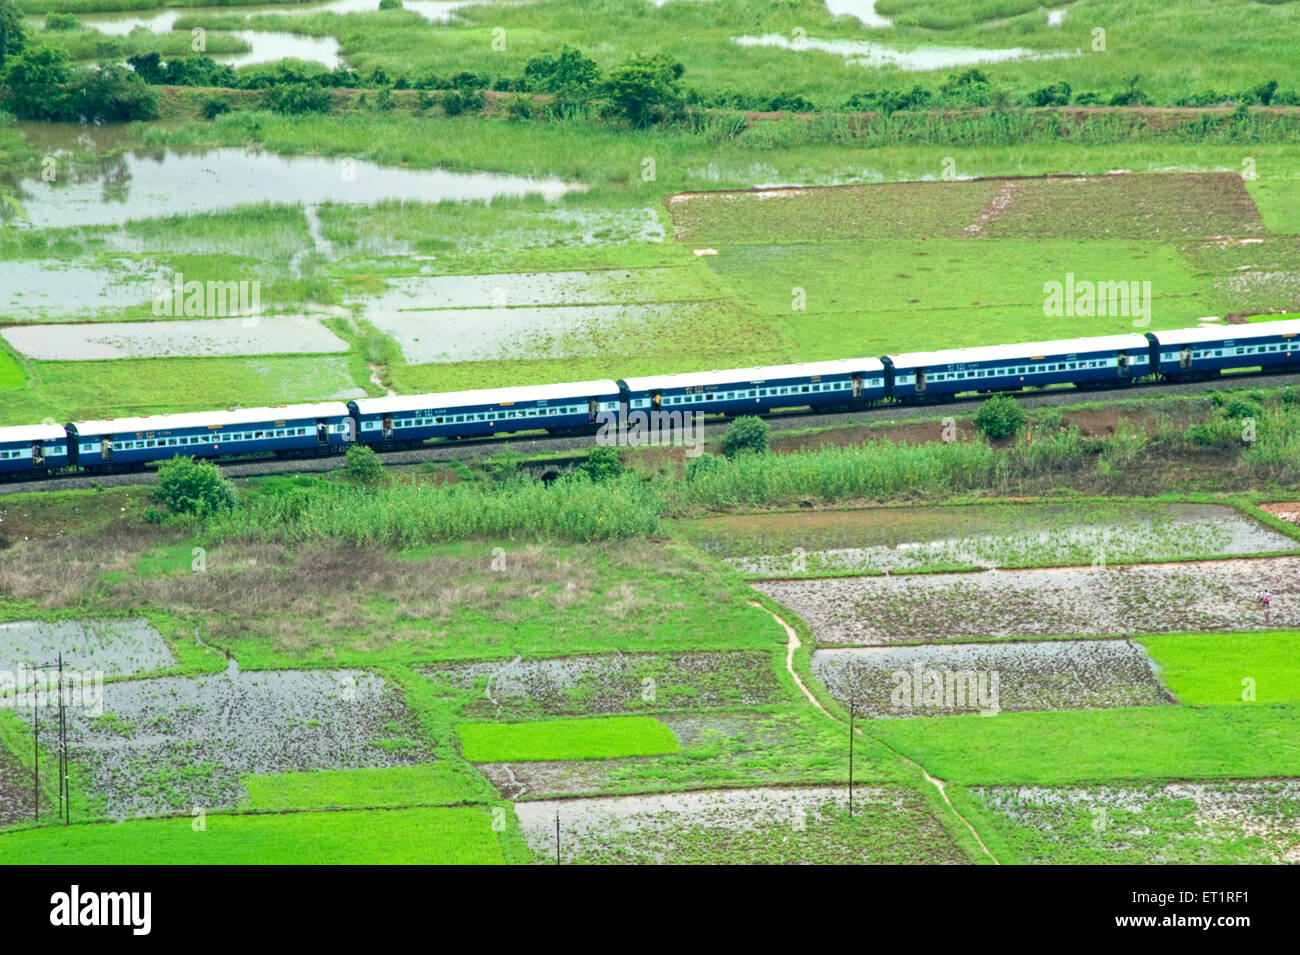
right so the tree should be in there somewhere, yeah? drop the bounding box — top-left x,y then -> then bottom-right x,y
2,46 -> 73,120
343,444 -> 385,484
0,0 -> 24,71
524,45 -> 601,94
602,52 -> 685,126
70,63 -> 159,122
154,457 -> 237,517
723,416 -> 770,457
974,395 -> 1026,440
581,445 -> 624,482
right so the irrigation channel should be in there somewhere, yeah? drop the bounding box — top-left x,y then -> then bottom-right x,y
4,368 -> 1297,495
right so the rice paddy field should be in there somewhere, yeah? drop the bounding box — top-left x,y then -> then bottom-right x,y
1,0 -> 1298,873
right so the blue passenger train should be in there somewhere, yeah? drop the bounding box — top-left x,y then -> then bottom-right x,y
4,319 -> 1300,480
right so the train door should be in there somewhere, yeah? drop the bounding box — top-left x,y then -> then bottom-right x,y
1180,345 -> 1192,370
915,368 -> 927,395
650,391 -> 662,411
101,436 -> 113,464
852,374 -> 862,399
1117,352 -> 1130,377
316,419 -> 329,445
382,414 -> 394,441
31,442 -> 45,469
588,396 -> 599,424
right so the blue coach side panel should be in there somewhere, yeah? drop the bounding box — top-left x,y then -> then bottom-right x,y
349,381 -> 622,444
884,334 -> 1153,400
618,359 -> 886,417
1149,319 -> 1300,378
68,403 -> 352,468
0,424 -> 70,476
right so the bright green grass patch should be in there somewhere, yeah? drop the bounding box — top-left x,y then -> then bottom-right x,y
866,704 -> 1300,785
1139,632 -> 1300,705
0,806 -> 505,864
1247,179 -> 1300,234
0,347 -> 24,392
240,763 -> 495,811
0,355 -> 364,426
457,716 -> 682,762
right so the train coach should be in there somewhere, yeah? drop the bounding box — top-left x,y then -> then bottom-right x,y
883,333 -> 1154,401
0,424 -> 70,478
1146,320 -> 1300,381
617,358 -> 886,418
348,380 -> 623,446
66,402 -> 354,471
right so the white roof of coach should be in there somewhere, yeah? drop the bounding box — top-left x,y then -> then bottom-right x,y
620,358 -> 885,392
351,380 -> 620,414
70,402 -> 351,435
0,424 -> 67,444
1149,319 -> 1300,346
886,333 -> 1152,368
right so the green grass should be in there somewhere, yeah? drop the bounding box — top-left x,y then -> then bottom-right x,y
240,763 -> 495,810
866,704 -> 1300,785
1139,631 -> 1300,705
456,716 -> 682,761
0,355 -> 364,426
0,346 -> 25,392
0,806 -> 506,863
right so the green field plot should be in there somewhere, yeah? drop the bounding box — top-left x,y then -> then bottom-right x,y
0,807 -> 506,864
0,356 -> 364,427
240,763 -> 496,811
866,704 -> 1300,785
1139,632 -> 1300,706
0,347 -> 24,392
457,716 -> 682,762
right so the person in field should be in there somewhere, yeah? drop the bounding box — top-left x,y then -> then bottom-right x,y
1257,589 -> 1272,626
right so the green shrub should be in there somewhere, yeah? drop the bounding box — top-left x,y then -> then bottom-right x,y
343,444 -> 385,484
154,456 -> 237,517
722,416 -> 770,457
262,82 -> 333,115
1223,396 -> 1263,421
581,445 -> 624,482
201,97 -> 231,119
974,395 -> 1026,440
378,0 -> 401,7
44,12 -> 80,31
1027,405 -> 1065,434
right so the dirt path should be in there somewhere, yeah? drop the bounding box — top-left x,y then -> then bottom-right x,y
751,600 -> 1000,865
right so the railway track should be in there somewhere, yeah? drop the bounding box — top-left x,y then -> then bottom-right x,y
4,369 -> 1297,495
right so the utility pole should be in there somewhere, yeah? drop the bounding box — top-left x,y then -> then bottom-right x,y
26,659 -> 61,824
848,694 -> 855,819
555,810 -> 561,866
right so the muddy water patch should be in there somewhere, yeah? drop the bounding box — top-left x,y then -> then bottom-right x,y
426,650 -> 783,720
0,259 -> 165,321
368,268 -> 684,310
757,556 -> 1300,643
4,144 -> 582,229
731,33 -> 1074,71
701,503 -> 1297,577
56,668 -> 430,818
0,745 -> 33,829
0,619 -> 175,680
515,785 -> 967,864
3,315 -> 350,361
812,640 -> 1174,718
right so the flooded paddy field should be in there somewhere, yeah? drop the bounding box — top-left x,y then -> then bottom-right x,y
2,135 -> 580,230
0,745 -> 35,829
696,503 -> 1298,577
757,556 -> 1300,644
426,650 -> 784,720
476,709 -> 857,799
0,260 -> 164,322
0,619 -> 176,680
52,668 -> 431,818
515,785 -> 970,864
369,301 -> 695,364
812,640 -> 1175,718
366,268 -> 694,310
973,780 -> 1300,864
2,315 -> 350,361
